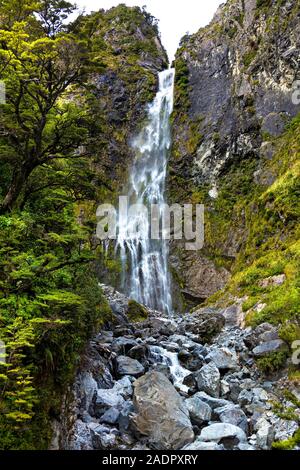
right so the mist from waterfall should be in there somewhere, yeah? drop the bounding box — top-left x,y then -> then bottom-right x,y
116,69 -> 174,314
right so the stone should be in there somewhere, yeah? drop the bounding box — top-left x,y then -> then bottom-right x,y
214,404 -> 249,434
252,340 -> 288,357
195,392 -> 231,410
99,407 -> 120,425
255,418 -> 275,450
95,388 -> 125,415
184,308 -> 226,343
206,347 -> 239,370
128,344 -> 148,361
238,389 -> 253,407
90,424 -> 118,449
185,395 -> 212,425
183,440 -> 223,450
198,423 -> 247,449
259,274 -> 286,288
196,362 -> 220,398
114,376 -> 133,398
79,372 -> 97,409
133,371 -> 194,449
118,401 -> 135,433
70,420 -> 93,450
111,337 -> 138,355
115,355 -> 145,378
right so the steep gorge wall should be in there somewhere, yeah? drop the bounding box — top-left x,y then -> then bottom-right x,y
169,0 -> 300,312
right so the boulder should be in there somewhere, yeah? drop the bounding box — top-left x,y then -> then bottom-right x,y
214,404 -> 249,434
255,417 -> 275,450
198,423 -> 247,449
95,388 -> 125,416
206,347 -> 239,370
132,371 -> 194,449
99,407 -> 120,425
184,308 -> 225,343
252,340 -> 288,357
111,337 -> 138,355
196,362 -> 220,397
115,355 -> 145,378
195,392 -> 230,410
185,395 -> 212,425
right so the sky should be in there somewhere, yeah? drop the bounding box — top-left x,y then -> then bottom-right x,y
72,0 -> 224,60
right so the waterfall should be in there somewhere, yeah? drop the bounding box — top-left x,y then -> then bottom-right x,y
117,69 -> 174,314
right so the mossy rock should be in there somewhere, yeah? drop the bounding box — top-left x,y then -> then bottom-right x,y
127,300 -> 149,322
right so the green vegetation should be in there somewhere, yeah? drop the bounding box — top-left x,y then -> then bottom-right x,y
127,300 -> 149,322
257,351 -> 289,374
0,0 -> 163,449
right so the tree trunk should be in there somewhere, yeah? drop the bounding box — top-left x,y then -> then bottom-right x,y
0,162 -> 36,213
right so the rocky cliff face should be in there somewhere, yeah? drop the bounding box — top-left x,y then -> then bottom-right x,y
75,5 -> 168,200
169,0 -> 300,308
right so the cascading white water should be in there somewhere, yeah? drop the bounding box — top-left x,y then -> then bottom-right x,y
149,345 -> 190,393
117,69 -> 175,314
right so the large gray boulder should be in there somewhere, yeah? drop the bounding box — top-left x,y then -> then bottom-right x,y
132,371 -> 194,449
196,362 -> 220,397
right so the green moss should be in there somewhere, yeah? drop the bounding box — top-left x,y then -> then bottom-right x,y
257,351 -> 289,374
272,428 -> 300,450
127,300 -> 149,322
242,49 -> 257,68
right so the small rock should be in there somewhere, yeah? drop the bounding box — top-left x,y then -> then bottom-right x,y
214,404 -> 249,434
115,355 -> 145,378
185,395 -> 212,425
99,408 -> 120,425
95,388 -> 125,415
252,339 -> 288,357
206,347 -> 239,370
183,440 -> 223,450
196,362 -> 220,398
195,392 -> 231,410
255,417 -> 275,450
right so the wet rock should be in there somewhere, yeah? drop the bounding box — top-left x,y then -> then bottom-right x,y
214,404 -> 249,434
183,374 -> 198,395
115,355 -> 145,378
185,395 -> 212,425
111,337 -> 138,355
198,423 -> 247,449
196,362 -> 220,397
206,347 -> 239,370
128,344 -> 149,361
133,371 -> 194,449
252,340 -> 288,357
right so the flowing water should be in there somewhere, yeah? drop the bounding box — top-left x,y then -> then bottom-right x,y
149,345 -> 190,393
117,69 -> 175,314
